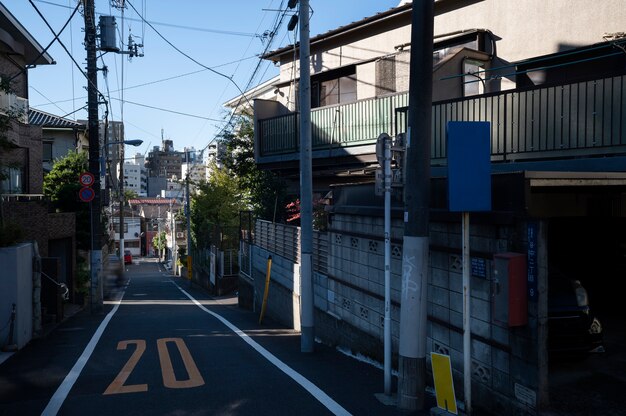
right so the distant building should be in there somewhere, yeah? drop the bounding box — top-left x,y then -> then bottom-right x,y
123,157 -> 147,197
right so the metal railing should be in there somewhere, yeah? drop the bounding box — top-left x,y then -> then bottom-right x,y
257,74 -> 626,162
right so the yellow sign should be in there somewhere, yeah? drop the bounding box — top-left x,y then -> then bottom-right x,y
431,352 -> 458,414
187,256 -> 192,280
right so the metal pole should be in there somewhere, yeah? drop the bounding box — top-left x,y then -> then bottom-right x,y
85,0 -> 102,314
298,0 -> 314,353
119,143 -> 125,263
397,1 -> 434,411
462,211 -> 472,415
383,134 -> 392,396
185,152 -> 192,280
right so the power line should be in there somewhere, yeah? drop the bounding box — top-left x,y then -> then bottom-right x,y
32,0 -> 261,38
28,0 -> 109,112
8,0 -> 80,82
109,97 -> 224,122
30,55 -> 259,108
125,0 -> 253,109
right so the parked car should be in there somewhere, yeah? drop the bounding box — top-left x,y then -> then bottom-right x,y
548,272 -> 603,358
124,250 -> 132,265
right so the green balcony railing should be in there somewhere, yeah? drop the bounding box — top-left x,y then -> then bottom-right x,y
257,74 -> 626,162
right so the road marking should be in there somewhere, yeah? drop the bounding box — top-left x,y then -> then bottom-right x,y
157,338 -> 205,389
103,340 -> 149,395
42,301 -> 122,416
171,281 -> 352,416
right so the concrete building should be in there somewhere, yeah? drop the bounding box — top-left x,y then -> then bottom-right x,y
123,153 -> 147,197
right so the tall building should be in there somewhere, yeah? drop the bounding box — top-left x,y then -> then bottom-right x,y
123,153 -> 147,197
146,139 -> 182,197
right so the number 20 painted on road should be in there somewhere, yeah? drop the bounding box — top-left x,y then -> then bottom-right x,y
104,338 -> 205,395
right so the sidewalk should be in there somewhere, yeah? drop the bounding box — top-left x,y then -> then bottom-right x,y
0,302 -> 84,366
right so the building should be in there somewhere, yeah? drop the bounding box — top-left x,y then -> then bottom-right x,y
123,153 -> 147,197
28,108 -> 87,173
0,4 -> 77,305
235,1 -> 626,415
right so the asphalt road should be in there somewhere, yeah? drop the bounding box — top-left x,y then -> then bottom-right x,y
0,259 -> 416,416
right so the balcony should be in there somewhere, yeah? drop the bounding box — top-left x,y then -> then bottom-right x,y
256,73 -> 626,173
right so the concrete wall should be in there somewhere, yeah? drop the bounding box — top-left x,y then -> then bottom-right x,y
0,243 -> 33,350
247,211 -> 545,415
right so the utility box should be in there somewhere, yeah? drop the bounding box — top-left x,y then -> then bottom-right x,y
493,252 -> 527,327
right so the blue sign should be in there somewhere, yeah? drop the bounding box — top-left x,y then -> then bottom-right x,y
447,121 -> 491,212
79,186 -> 95,202
527,221 -> 538,301
471,258 -> 486,278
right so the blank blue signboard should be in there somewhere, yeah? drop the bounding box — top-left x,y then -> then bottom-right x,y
447,121 -> 491,212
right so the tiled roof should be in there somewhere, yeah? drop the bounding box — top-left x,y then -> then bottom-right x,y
262,3 -> 412,60
128,198 -> 179,205
29,108 -> 87,129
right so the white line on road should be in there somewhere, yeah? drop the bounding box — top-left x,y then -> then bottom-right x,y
41,301 -> 122,416
172,280 -> 352,416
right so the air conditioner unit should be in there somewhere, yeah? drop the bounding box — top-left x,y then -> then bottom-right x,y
176,232 -> 184,238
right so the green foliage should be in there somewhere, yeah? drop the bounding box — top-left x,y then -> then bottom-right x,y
123,189 -> 138,202
153,231 -> 167,250
75,257 -> 90,295
43,151 -> 90,249
191,162 -> 248,248
219,113 -> 289,222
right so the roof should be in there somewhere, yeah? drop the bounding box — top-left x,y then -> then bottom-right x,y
29,108 -> 86,129
262,3 -> 413,61
128,198 -> 179,206
0,3 -> 54,65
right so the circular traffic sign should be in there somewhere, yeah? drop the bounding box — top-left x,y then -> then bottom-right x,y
79,186 -> 95,202
79,171 -> 95,186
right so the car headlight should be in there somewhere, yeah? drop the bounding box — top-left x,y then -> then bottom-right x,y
573,281 -> 589,307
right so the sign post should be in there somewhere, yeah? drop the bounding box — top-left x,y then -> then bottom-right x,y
447,121 -> 491,416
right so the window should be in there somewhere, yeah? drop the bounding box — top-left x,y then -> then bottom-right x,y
303,65 -> 357,109
463,59 -> 485,97
43,141 -> 53,162
113,223 -> 128,233
0,167 -> 24,194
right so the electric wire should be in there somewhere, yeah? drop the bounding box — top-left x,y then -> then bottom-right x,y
124,0 -> 253,109
8,0 -> 80,82
27,0 -> 109,113
108,97 -> 224,122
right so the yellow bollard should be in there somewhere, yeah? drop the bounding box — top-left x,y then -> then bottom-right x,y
187,255 -> 192,280
258,255 -> 272,324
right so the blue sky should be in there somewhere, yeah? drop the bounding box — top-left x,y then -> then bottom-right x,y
7,0 -> 403,157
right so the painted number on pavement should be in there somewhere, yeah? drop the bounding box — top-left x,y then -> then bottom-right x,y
104,338 -> 205,395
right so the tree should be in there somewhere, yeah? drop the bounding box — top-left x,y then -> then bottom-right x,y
219,113 -> 289,222
152,231 -> 167,260
123,189 -> 138,202
43,150 -> 90,249
191,162 -> 247,248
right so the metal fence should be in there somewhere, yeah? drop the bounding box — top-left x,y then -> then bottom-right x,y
252,219 -> 328,275
258,74 -> 626,162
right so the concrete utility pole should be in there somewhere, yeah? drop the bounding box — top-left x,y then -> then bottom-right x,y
185,152 -> 192,273
298,0 -> 314,353
119,143 -> 125,260
397,1 -> 434,411
85,0 -> 102,314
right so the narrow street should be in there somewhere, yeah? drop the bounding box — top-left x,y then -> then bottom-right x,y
0,258 -> 411,416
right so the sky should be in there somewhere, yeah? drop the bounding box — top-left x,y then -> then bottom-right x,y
7,0 -> 403,158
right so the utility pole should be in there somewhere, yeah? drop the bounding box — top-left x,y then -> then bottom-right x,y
85,0 -> 102,314
185,151 -> 192,279
397,1 -> 434,411
119,142 -> 125,261
298,0 -> 314,353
